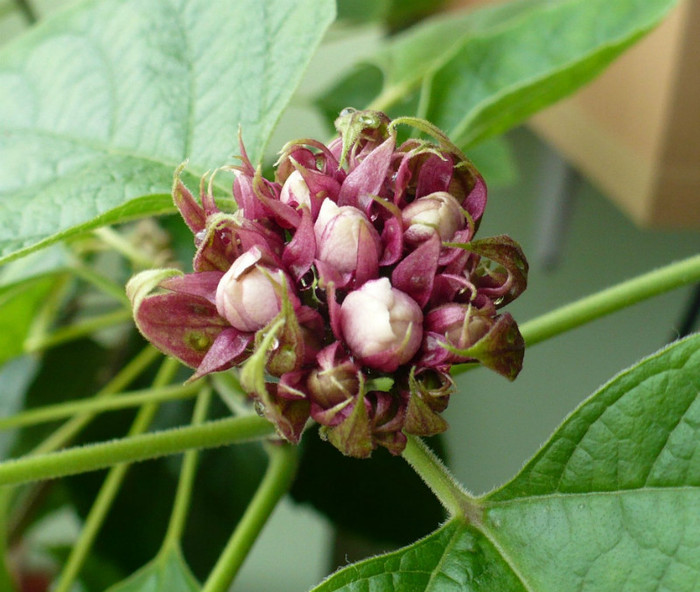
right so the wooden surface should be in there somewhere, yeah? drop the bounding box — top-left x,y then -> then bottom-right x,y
447,0 -> 700,228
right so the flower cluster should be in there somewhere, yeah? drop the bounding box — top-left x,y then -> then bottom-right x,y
128,109 -> 528,457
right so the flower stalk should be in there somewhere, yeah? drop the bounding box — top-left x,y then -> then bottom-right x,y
520,253 -> 700,347
52,357 -> 182,592
0,415 -> 275,488
401,435 -> 479,521
202,442 -> 299,592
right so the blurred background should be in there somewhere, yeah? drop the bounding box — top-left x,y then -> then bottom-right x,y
2,0 -> 699,590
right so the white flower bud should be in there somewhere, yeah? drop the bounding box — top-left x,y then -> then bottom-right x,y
280,170 -> 311,210
215,250 -> 287,332
402,191 -> 465,244
340,277 -> 423,371
314,199 -> 381,276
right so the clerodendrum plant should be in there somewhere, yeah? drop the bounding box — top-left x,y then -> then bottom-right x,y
0,0 -> 698,591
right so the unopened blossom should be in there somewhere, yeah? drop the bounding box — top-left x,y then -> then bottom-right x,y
215,248 -> 293,333
402,191 -> 465,244
280,170 -> 311,210
313,199 -> 381,287
128,108 -> 528,458
340,278 -> 423,372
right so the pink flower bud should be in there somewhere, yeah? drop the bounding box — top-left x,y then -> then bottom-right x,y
313,199 -> 381,285
307,343 -> 360,410
402,191 -> 465,244
279,170 -> 311,210
425,303 -> 494,351
215,249 -> 291,332
340,277 -> 423,372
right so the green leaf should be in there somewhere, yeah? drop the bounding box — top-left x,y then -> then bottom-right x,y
336,0 -> 448,31
0,274 -> 61,365
0,356 -> 39,459
0,0 -> 335,265
105,546 -> 199,592
477,335 -> 700,591
0,245 -> 70,365
310,519 -> 527,592
330,0 -> 677,148
313,335 -> 700,591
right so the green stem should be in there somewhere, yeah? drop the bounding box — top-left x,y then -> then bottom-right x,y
0,384 -> 200,432
23,273 -> 73,352
161,388 -> 212,549
202,442 -> 299,592
451,254 -> 700,376
93,227 -> 157,269
0,491 -> 14,591
520,254 -> 700,347
401,435 -> 480,523
69,263 -> 131,306
0,416 -> 275,487
30,346 -> 161,456
52,358 -> 181,592
367,83 -> 413,114
24,309 -> 133,353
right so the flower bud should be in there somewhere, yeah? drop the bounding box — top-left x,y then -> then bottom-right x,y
314,199 -> 381,284
340,277 -> 423,372
279,170 -> 311,210
307,343 -> 360,409
425,303 -> 493,352
402,191 -> 465,244
215,248 -> 292,332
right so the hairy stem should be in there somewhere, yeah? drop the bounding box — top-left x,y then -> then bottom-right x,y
520,254 -> 700,346
0,416 -> 275,487
202,442 -> 299,592
93,227 -> 158,269
24,309 -> 133,353
452,254 -> 700,376
0,492 -> 14,590
30,346 -> 160,456
4,348 -> 163,554
162,388 -> 212,549
0,383 -> 200,431
52,357 -> 181,592
69,262 -> 131,306
402,435 -> 481,523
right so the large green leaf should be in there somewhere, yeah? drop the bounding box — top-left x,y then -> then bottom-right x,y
0,246 -> 69,366
311,519 -> 526,592
323,0 -> 677,148
105,546 -> 199,592
0,0 -> 335,265
312,335 -> 700,591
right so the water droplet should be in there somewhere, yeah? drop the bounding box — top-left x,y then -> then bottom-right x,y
339,107 -> 356,117
359,114 -> 378,127
194,230 -> 206,245
253,400 -> 265,417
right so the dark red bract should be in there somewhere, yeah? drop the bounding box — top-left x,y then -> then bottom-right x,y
128,109 -> 528,457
